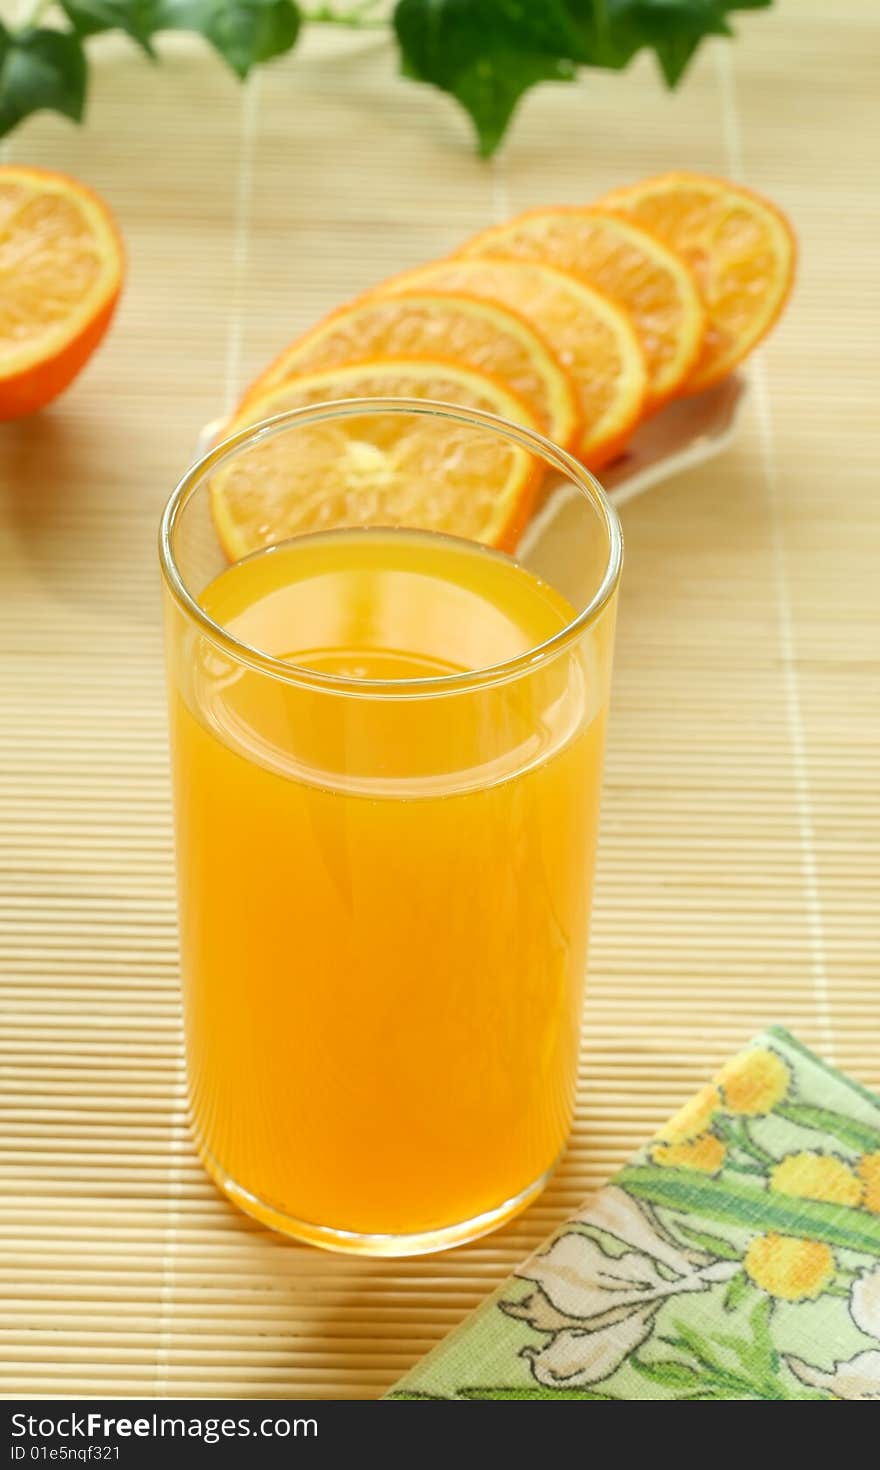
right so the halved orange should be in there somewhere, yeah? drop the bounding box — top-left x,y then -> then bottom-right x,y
373,258 -> 646,468
459,207 -> 704,406
240,290 -> 579,451
212,358 -> 543,560
599,172 -> 796,391
0,165 -> 124,419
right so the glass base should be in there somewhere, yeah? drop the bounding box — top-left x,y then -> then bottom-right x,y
196,1138 -> 556,1256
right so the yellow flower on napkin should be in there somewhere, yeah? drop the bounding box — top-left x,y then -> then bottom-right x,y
716,1046 -> 791,1115
770,1152 -> 863,1207
744,1233 -> 835,1302
857,1153 -> 880,1214
655,1084 -> 720,1144
650,1135 -> 726,1174
389,1030 -> 880,1402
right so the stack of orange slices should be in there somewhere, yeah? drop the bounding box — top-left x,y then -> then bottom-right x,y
220,172 -> 796,557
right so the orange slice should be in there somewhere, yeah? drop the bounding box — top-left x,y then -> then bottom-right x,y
459,207 -> 704,406
373,258 -> 645,467
241,290 -> 579,452
212,359 -> 543,559
599,172 -> 796,391
0,165 -> 124,419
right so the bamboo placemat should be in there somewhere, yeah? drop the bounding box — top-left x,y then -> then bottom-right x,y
1,3 -> 878,1400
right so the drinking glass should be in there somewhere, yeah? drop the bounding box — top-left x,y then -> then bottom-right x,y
159,399 -> 621,1255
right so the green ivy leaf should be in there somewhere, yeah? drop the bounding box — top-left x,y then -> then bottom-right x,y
0,23 -> 87,137
394,1 -> 773,156
570,1 -> 773,88
59,0 -> 160,58
393,0 -> 587,158
156,0 -> 301,79
0,0 -> 776,150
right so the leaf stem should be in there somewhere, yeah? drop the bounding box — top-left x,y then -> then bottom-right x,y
300,2 -> 387,27
723,1158 -> 767,1178
717,1116 -> 775,1167
619,1164 -> 880,1256
776,1100 -> 880,1153
659,1330 -> 783,1400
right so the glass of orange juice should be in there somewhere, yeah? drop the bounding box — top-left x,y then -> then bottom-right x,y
159,399 -> 621,1255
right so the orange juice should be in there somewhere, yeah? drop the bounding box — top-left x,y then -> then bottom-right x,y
167,528 -> 609,1250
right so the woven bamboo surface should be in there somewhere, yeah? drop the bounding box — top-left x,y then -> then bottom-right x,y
1,2 -> 878,1399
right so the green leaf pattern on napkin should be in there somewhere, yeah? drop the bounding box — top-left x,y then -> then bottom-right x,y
390,1029 -> 880,1400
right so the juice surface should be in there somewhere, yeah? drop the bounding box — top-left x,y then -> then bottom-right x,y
169,529 -> 607,1241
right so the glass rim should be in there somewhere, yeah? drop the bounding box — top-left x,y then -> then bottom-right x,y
158,396 -> 623,698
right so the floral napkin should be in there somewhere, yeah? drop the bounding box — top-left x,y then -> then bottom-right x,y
388,1028 -> 880,1400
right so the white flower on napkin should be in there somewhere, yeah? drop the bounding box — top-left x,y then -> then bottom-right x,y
503,1187 -> 737,1388
786,1265 -> 880,1400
